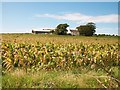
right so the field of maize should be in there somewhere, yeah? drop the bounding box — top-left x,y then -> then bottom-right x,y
1,34 -> 120,88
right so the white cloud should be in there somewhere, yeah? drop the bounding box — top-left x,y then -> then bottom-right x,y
35,13 -> 118,23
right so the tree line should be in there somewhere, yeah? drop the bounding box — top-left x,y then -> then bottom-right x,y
52,22 -> 96,36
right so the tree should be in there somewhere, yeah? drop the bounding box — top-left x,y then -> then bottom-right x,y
76,22 -> 96,36
55,23 -> 69,35
86,22 -> 96,34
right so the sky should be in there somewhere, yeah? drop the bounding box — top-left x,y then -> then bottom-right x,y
1,0 -> 119,2
1,2 -> 119,35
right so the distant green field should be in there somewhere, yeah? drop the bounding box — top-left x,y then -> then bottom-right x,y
1,34 -> 120,88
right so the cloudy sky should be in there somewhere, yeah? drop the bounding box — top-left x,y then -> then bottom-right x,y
1,2 -> 119,35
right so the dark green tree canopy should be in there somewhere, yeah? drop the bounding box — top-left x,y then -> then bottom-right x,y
76,22 -> 96,36
55,23 -> 69,35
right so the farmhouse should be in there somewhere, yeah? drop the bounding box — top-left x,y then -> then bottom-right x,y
70,29 -> 79,36
32,28 -> 79,35
32,28 -> 54,34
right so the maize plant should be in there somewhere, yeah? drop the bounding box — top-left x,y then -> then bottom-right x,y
1,42 -> 119,72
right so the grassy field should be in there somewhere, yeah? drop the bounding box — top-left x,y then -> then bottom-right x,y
1,34 -> 120,88
1,34 -> 118,44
